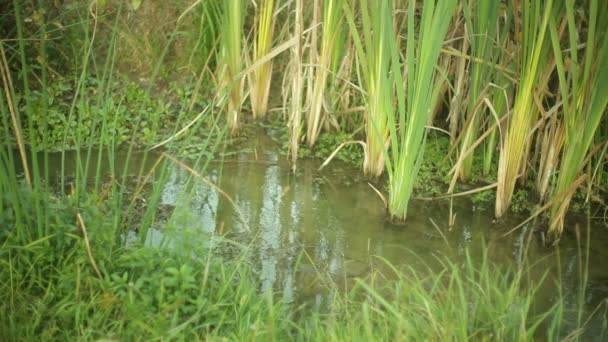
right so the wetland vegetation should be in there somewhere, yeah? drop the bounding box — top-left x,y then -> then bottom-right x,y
1,0 -> 608,340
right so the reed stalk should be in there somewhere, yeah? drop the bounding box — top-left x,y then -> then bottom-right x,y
220,0 -> 244,135
495,0 -> 554,218
458,0 -> 500,180
387,0 -> 457,220
343,0 -> 394,177
535,114 -> 564,202
0,45 -> 30,188
248,0 -> 275,119
447,10 -> 468,148
345,0 -> 456,217
306,0 -> 344,147
289,0 -> 305,171
482,42 -> 514,177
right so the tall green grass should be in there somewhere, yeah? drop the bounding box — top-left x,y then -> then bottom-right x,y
495,0 -> 554,218
248,0 -> 276,119
298,250 -> 570,341
288,0 -> 306,171
482,11 -> 514,178
0,2 -> 252,340
306,0 -> 344,147
457,0 -> 501,180
547,0 -> 608,238
388,0 -> 457,221
344,0 -> 456,219
219,0 -> 245,135
343,0 -> 394,177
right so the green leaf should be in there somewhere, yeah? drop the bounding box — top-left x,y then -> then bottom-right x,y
131,0 -> 142,11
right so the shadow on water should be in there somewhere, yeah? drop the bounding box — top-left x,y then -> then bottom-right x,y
23,131 -> 608,336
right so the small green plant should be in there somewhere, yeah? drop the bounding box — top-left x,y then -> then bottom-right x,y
510,189 -> 531,214
23,76 -> 183,150
414,136 -> 452,195
471,189 -> 496,210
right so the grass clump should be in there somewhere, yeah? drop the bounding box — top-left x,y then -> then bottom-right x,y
0,192 -> 579,340
0,187 -> 290,341
298,254 -> 567,341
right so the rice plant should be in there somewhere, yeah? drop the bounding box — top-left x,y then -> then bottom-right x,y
248,0 -> 275,119
547,0 -> 608,238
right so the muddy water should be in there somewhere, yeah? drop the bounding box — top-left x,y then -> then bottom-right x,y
29,132 -> 608,334
149,133 -> 607,321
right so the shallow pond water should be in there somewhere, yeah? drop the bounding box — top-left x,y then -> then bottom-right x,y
27,130 -> 608,337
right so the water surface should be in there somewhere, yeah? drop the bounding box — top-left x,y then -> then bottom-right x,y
30,131 -> 608,336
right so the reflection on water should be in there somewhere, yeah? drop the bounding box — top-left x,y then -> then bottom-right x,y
145,133 -> 607,321
161,167 -> 219,234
